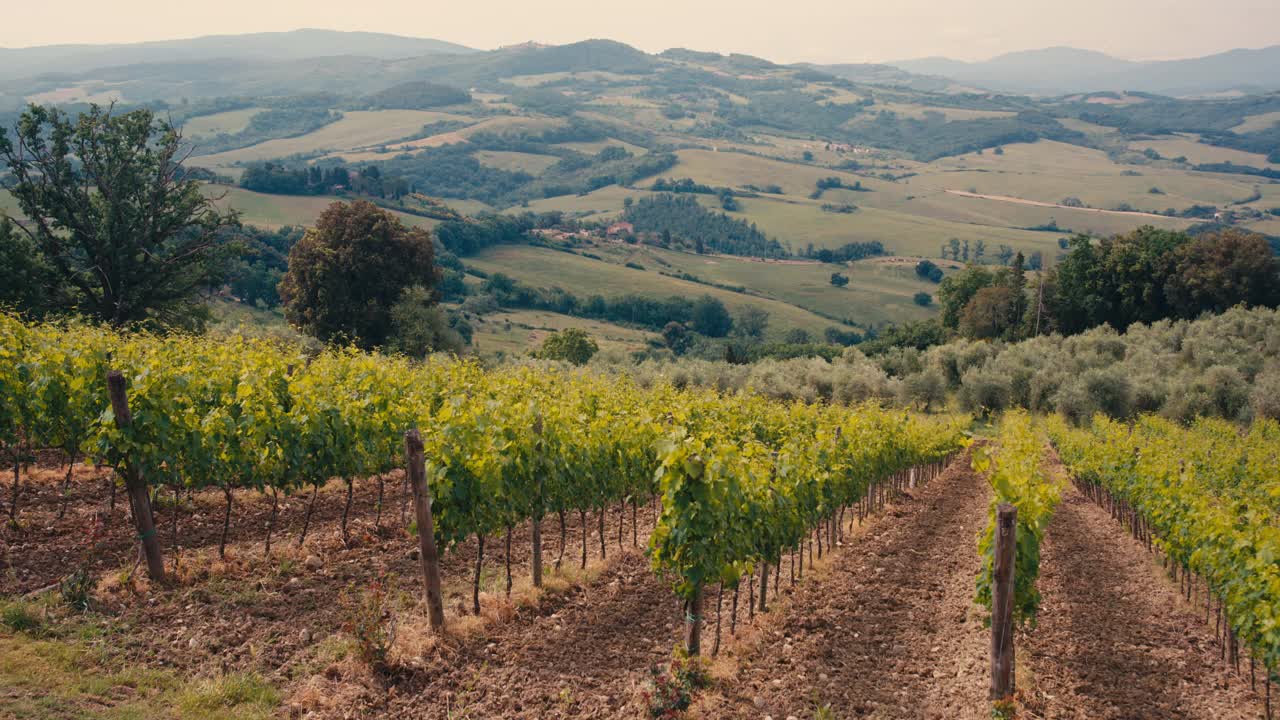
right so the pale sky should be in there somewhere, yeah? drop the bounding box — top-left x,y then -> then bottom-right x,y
4,0 -> 1279,63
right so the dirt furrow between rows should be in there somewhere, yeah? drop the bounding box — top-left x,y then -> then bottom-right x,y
1025,479 -> 1265,719
699,451 -> 992,719
348,551 -> 680,719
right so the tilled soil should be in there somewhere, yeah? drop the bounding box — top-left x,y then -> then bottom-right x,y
0,464 -> 659,689
5,449 -> 1273,719
698,450 -> 992,720
363,552 -> 681,719
1025,478 -> 1266,719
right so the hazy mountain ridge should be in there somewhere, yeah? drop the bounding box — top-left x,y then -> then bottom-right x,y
0,29 -> 476,82
892,45 -> 1280,96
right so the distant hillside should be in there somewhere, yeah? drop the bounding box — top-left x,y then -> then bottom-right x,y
0,38 -> 659,106
801,63 -> 957,93
0,29 -> 476,81
892,45 -> 1280,96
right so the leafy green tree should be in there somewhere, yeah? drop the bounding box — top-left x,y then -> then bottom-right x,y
783,328 -> 811,344
388,286 -> 467,357
536,328 -> 599,365
0,105 -> 240,328
1163,230 -> 1279,317
913,292 -> 933,307
830,272 -> 850,287
937,265 -> 998,329
1027,251 -> 1043,271
959,285 -> 1019,339
0,218 -> 62,315
662,321 -> 693,354
915,260 -> 944,283
690,295 -> 733,337
279,200 -> 439,348
1045,228 -> 1186,334
901,369 -> 947,412
733,306 -> 770,340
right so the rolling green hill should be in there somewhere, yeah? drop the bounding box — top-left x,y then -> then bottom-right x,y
5,34 -> 1278,357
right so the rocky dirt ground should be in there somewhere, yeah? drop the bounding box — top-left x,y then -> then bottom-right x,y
1021,452 -> 1266,719
0,449 -> 1270,719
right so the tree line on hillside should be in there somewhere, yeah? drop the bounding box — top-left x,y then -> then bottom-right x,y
362,81 -> 472,110
801,241 -> 886,263
463,270 -> 737,337
899,226 -> 1280,347
622,193 -> 783,257
240,163 -> 419,199
625,305 -> 1280,424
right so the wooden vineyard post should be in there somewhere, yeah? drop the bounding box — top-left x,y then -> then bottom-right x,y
106,371 -> 165,582
685,584 -> 704,655
990,503 -> 1016,701
531,416 -> 544,589
531,484 -> 543,588
405,429 -> 445,631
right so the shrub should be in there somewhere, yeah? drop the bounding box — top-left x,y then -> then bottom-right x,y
0,602 -> 41,634
59,568 -> 94,612
1251,366 -> 1280,420
536,328 -> 599,366
915,260 -> 944,283
1201,365 -> 1250,419
957,367 -> 1011,418
642,649 -> 710,718
342,577 -> 397,670
1081,367 -> 1135,419
389,286 -> 467,357
901,369 -> 947,412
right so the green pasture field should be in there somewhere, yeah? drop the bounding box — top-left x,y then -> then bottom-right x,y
464,306 -> 657,358
603,244 -> 941,328
475,150 -> 561,174
1128,135 -> 1280,170
188,110 -> 472,167
465,244 -> 847,339
182,108 -> 263,139
206,186 -> 437,230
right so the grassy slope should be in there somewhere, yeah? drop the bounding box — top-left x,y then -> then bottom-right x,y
464,306 -> 657,358
182,108 -> 263,139
1232,111 -> 1280,133
188,110 -> 472,167
1128,135 -> 1280,170
607,244 -> 940,328
206,186 -> 438,230
474,150 -> 561,174
465,244 -> 849,339
920,141 -> 1259,205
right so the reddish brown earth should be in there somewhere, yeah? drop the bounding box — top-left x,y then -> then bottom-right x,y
695,450 -> 992,720
1023,458 -> 1266,720
1,450 -> 1272,719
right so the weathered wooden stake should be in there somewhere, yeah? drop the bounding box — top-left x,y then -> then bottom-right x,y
107,371 -> 165,581
758,560 -> 769,613
684,584 -> 704,655
404,429 -> 445,631
990,503 -> 1016,701
531,502 -> 544,589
